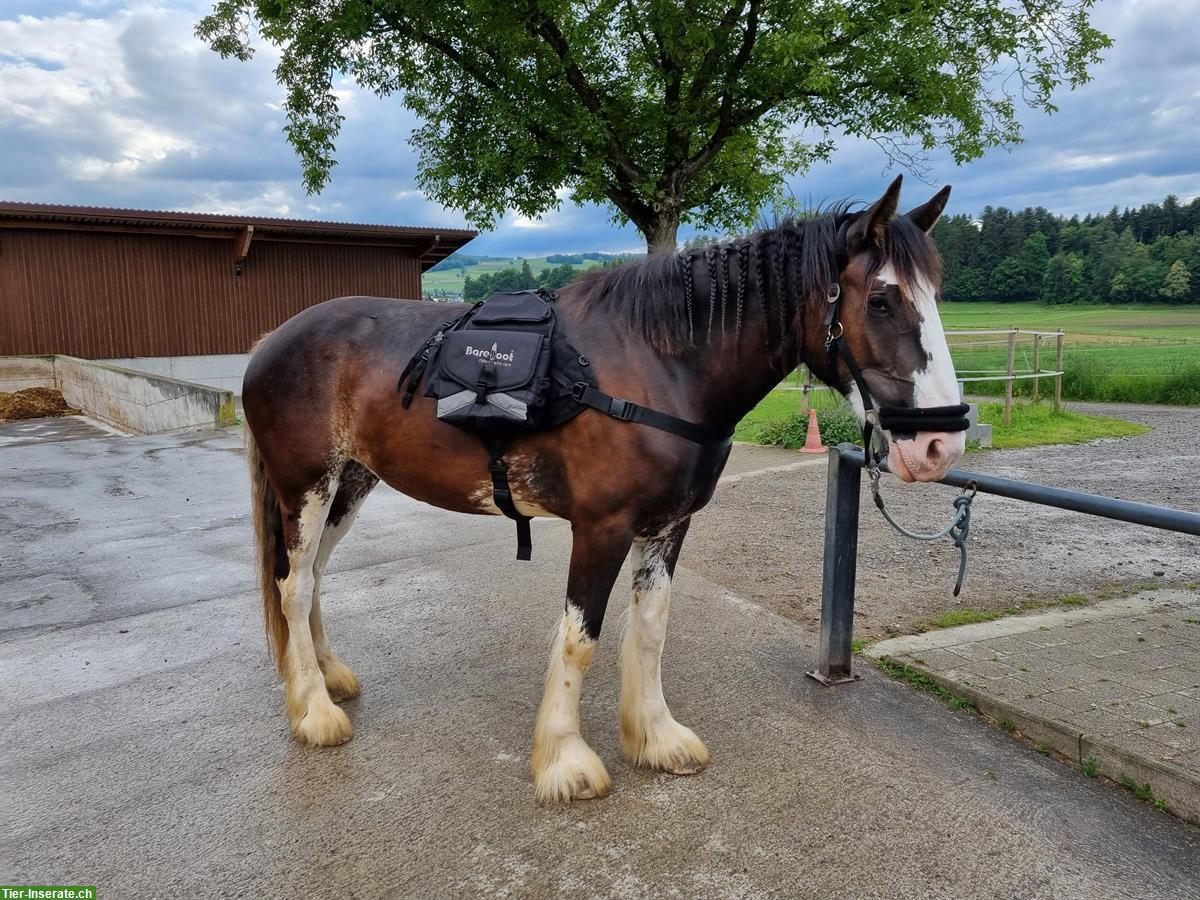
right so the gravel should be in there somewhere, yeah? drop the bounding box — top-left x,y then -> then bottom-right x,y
683,401 -> 1200,639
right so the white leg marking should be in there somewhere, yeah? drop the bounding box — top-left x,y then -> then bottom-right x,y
309,491 -> 368,703
280,480 -> 352,746
531,607 -> 611,803
619,535 -> 709,774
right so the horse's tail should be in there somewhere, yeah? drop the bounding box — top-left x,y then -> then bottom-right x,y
246,426 -> 288,674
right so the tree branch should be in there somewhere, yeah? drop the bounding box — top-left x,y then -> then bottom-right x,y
525,12 -> 647,188
371,8 -> 587,176
685,0 -> 749,102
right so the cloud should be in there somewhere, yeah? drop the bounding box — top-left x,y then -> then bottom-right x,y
1,0 -> 1196,257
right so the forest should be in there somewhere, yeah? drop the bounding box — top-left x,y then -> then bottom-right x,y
460,260 -> 583,301
932,194 -> 1200,304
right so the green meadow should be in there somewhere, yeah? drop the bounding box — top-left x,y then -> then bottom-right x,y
939,302 -> 1200,341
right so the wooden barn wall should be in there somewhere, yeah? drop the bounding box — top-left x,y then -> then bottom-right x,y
0,229 -> 423,357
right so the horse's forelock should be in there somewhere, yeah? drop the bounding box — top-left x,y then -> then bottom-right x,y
870,215 -> 944,303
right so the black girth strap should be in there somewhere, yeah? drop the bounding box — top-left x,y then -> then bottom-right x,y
568,381 -> 733,446
483,438 -> 532,561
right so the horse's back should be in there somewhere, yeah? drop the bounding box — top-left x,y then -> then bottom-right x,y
246,296 -> 463,390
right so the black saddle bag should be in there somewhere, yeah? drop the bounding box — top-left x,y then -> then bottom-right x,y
416,290 -> 591,432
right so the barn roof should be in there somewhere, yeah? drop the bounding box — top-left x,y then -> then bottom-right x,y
0,201 -> 476,269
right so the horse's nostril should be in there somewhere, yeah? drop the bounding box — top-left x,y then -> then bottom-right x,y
927,438 -> 945,463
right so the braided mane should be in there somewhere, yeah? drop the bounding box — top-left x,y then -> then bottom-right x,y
571,207 -> 941,355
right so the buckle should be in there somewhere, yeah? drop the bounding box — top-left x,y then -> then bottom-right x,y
571,382 -> 588,401
609,398 -> 635,421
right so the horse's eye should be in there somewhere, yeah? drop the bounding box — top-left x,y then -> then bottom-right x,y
868,294 -> 888,312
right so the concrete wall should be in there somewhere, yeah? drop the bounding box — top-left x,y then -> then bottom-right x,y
0,355 -> 55,393
1,356 -> 236,434
100,354 -> 250,395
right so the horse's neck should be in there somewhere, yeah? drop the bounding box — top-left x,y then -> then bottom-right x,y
680,284 -> 809,434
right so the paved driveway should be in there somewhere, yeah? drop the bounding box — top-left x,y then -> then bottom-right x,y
3,428 -> 1199,898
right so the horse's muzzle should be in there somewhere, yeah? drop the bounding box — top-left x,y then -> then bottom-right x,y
888,430 -> 966,483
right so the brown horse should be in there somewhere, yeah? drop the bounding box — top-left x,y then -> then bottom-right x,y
242,177 -> 964,802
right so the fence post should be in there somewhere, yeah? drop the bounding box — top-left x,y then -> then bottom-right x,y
1032,334 -> 1042,401
1004,329 -> 1016,425
809,445 -> 862,686
1055,332 -> 1065,412
803,365 -> 813,411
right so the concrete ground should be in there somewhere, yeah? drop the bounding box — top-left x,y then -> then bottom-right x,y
0,414 -> 117,448
3,427 -> 1200,898
868,590 -> 1200,825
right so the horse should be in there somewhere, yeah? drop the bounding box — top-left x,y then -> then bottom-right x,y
241,176 -> 965,803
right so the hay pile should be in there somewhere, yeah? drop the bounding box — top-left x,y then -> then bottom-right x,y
0,387 -> 81,422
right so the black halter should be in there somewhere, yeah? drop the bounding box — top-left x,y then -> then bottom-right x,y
822,281 -> 969,463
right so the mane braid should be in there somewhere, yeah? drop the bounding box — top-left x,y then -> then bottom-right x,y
682,251 -> 695,344
719,247 -> 730,345
704,246 -> 718,341
735,242 -> 749,345
753,239 -> 769,347
772,234 -> 787,351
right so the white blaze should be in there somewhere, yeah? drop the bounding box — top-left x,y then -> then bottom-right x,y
878,264 -> 960,408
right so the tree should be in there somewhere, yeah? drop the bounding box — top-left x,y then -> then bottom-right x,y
1042,253 -> 1084,305
538,262 -> 583,290
1161,260 -> 1192,302
198,1 -> 1110,252
1014,232 -> 1050,298
520,259 -> 536,290
991,257 -> 1028,302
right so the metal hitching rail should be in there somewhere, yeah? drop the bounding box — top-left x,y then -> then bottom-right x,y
809,444 -> 1200,686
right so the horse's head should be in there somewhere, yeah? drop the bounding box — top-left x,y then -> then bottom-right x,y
823,176 -> 964,483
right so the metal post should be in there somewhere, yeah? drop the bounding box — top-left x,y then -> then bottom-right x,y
1004,329 -> 1016,425
809,445 -> 862,686
1032,334 -> 1042,401
1055,333 -> 1065,412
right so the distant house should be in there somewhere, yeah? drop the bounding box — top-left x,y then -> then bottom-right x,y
0,202 -> 475,392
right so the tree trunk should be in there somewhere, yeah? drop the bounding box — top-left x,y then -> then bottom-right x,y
641,210 -> 680,255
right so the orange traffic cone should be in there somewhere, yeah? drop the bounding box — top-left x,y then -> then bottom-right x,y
799,407 -> 825,453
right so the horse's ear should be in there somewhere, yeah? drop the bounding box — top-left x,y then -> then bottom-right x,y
847,175 -> 902,250
906,185 -> 952,234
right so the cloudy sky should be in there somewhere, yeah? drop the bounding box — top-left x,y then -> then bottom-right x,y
2,0 -> 1197,256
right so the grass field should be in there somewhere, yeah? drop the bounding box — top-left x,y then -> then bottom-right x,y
940,302 -> 1200,406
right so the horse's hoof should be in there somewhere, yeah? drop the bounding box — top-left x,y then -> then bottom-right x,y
321,658 -> 361,703
621,716 -> 710,775
293,700 -> 352,747
532,736 -> 612,804
665,761 -> 707,776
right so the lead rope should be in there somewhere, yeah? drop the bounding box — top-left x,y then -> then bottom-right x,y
866,460 -> 978,597
823,281 -> 978,596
